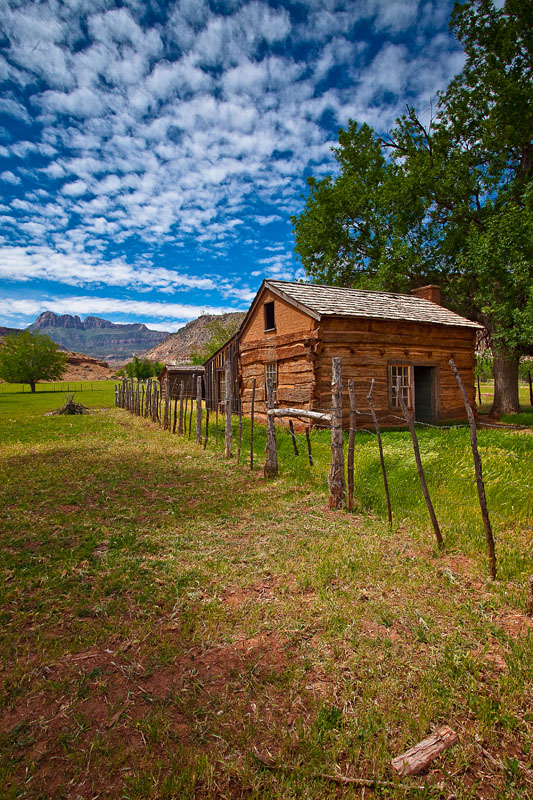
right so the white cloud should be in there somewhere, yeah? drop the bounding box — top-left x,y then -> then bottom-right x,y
62,180 -> 88,196
0,0 -> 463,324
0,294 -> 241,322
0,245 -> 222,293
1,171 -> 21,185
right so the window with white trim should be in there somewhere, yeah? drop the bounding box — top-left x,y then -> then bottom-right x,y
265,361 -> 277,401
390,364 -> 411,408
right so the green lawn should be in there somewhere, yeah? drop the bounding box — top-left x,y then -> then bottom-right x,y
477,381 -> 533,425
1,383 -> 532,799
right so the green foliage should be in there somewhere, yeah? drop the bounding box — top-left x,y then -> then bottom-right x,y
122,356 -> 162,379
475,355 -> 493,381
190,316 -> 243,364
292,0 -> 533,412
0,331 -> 66,391
518,362 -> 529,381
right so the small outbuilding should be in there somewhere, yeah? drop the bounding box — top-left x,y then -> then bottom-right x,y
159,364 -> 205,400
238,280 -> 481,427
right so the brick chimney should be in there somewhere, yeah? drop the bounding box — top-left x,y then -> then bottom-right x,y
411,285 -> 441,305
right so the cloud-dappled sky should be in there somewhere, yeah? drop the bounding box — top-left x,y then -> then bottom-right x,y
0,0 -> 464,332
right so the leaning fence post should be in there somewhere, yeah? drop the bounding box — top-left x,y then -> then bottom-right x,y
305,426 -> 313,466
264,378 -> 278,478
250,377 -> 256,470
367,378 -> 392,526
224,357 -> 232,458
347,378 -> 357,510
329,357 -> 345,509
136,379 -> 140,415
396,377 -> 443,548
288,419 -> 299,456
196,375 -> 202,444
449,359 -> 496,578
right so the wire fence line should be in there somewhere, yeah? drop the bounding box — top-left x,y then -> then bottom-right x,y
115,358 -> 532,580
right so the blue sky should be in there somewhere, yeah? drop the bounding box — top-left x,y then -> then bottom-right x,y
0,0 -> 465,332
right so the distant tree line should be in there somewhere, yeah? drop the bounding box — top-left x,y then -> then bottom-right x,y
116,356 -> 165,380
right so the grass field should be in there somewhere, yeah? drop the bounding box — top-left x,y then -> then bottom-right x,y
1,382 -> 532,799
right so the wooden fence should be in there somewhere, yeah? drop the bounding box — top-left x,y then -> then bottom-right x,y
115,357 -> 528,581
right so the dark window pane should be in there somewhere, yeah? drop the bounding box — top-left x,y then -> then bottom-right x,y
264,301 -> 275,330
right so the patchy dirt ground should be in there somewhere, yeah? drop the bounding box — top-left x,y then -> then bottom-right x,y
1,402 -> 532,799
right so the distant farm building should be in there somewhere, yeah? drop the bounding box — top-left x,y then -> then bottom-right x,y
159,364 -> 205,400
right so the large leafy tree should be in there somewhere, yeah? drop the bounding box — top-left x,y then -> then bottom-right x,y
292,0 -> 533,415
0,331 -> 67,392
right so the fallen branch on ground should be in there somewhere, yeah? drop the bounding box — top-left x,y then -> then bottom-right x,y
45,394 -> 90,415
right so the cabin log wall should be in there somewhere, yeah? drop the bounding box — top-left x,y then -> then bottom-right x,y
315,318 -> 477,426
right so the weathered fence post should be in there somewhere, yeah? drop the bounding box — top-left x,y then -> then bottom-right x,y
164,378 -> 170,430
204,404 -> 209,450
264,378 -> 278,478
367,378 -> 392,526
224,357 -> 232,458
141,382 -> 145,417
305,426 -> 313,466
144,378 -> 151,417
178,381 -> 185,434
215,385 -> 219,448
347,378 -> 357,510
396,377 -> 443,548
288,419 -> 299,456
173,394 -> 178,434
449,359 -> 496,577
196,375 -> 202,444
250,377 -> 256,470
183,391 -> 189,433
188,377 -> 193,439
136,380 -> 140,415
153,381 -> 159,422
329,357 -> 345,509
237,408 -> 243,462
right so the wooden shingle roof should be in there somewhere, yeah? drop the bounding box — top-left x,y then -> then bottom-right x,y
266,280 -> 481,329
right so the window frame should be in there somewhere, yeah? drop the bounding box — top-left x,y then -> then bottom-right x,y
264,301 -> 276,332
389,363 -> 412,409
265,361 -> 277,402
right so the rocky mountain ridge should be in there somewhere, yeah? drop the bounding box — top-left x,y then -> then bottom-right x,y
27,312 -> 170,362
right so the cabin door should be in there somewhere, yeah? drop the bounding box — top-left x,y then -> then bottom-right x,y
413,366 -> 435,424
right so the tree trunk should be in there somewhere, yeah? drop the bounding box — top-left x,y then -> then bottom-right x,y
30,381 -> 36,393
492,351 -> 520,416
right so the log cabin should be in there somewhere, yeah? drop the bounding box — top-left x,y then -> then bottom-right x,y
159,364 -> 205,400
238,280 -> 481,428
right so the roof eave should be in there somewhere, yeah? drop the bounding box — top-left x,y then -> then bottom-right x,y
264,280 -> 321,322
